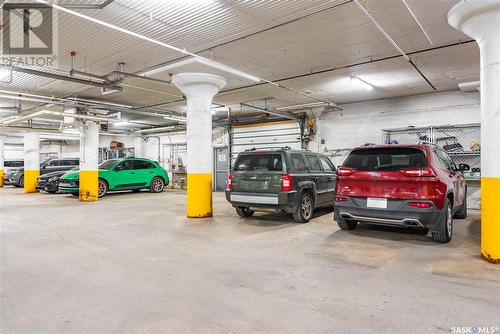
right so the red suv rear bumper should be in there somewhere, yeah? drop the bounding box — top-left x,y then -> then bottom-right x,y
334,196 -> 446,231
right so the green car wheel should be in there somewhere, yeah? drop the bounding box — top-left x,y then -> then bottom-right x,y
150,176 -> 165,193
98,179 -> 108,198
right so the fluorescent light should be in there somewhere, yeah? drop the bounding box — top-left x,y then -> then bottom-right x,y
458,81 -> 480,92
135,126 -> 176,133
113,121 -> 131,127
0,66 -> 12,83
100,87 -> 121,96
275,102 -> 333,111
351,76 -> 375,90
163,115 -> 187,123
62,128 -> 80,134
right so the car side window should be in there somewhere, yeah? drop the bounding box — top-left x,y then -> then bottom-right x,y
306,155 -> 322,172
434,149 -> 452,170
290,154 -> 308,172
134,160 -> 155,169
319,157 -> 335,172
45,160 -> 59,167
65,160 -> 79,166
116,160 -> 134,171
441,151 -> 457,171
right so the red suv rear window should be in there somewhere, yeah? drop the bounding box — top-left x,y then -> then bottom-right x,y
343,148 -> 428,171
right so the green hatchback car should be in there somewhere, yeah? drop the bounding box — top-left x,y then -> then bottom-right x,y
59,158 -> 169,198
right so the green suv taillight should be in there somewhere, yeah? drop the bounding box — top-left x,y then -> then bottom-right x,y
281,174 -> 293,192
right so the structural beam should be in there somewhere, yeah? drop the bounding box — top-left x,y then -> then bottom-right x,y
448,0 -> 500,263
0,137 -> 4,187
23,132 -> 40,193
172,73 -> 227,218
79,122 -> 99,201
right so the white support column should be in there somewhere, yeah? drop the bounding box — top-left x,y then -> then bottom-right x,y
0,137 -> 4,187
448,0 -> 500,263
134,136 -> 145,158
23,132 -> 40,193
172,73 -> 227,218
79,122 -> 100,201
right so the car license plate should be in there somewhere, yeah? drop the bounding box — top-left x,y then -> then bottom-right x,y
367,197 -> 387,208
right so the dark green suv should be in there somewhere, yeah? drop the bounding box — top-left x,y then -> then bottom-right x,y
225,148 -> 336,223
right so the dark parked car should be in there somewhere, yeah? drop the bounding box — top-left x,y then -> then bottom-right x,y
36,169 -> 76,193
4,158 -> 79,187
226,148 -> 336,223
334,144 -> 468,243
4,160 -> 24,172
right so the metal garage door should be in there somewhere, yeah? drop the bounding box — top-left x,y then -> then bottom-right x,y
230,121 -> 302,166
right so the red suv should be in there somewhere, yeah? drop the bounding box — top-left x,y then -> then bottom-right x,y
334,144 -> 469,243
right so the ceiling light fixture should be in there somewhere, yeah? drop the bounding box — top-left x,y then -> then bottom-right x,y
62,128 -> 81,135
0,66 -> 12,83
275,102 -> 333,111
100,87 -> 122,96
112,121 -> 131,127
351,76 -> 375,90
163,115 -> 187,123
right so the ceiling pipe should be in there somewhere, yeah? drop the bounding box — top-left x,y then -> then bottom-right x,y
11,65 -> 122,90
219,40 -> 474,96
37,0 -> 336,107
3,0 -> 113,9
107,71 -> 174,86
0,90 -> 187,122
137,0 -> 353,76
353,0 -> 436,90
401,0 -> 433,45
1,110 -> 120,126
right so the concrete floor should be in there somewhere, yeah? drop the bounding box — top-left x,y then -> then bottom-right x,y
1,187 -> 499,334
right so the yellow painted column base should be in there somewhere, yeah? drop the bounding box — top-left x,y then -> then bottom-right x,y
481,177 -> 500,264
24,170 -> 39,193
79,170 -> 98,202
187,173 -> 212,218
0,169 -> 4,187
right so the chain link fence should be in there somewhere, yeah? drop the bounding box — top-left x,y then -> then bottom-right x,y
382,123 -> 481,180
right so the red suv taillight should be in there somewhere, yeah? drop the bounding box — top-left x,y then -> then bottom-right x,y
335,196 -> 348,202
337,167 -> 355,176
227,174 -> 233,190
400,167 -> 436,177
408,202 -> 432,208
282,174 -> 293,192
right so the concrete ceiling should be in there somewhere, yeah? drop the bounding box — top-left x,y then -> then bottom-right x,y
0,0 -> 478,132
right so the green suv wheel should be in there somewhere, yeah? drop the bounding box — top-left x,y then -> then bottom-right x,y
236,207 -> 254,217
293,192 -> 314,223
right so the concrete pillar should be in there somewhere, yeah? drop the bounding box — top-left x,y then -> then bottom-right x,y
134,136 -> 145,158
0,137 -> 4,187
23,132 -> 39,193
79,122 -> 99,201
449,0 -> 500,263
172,73 -> 227,218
